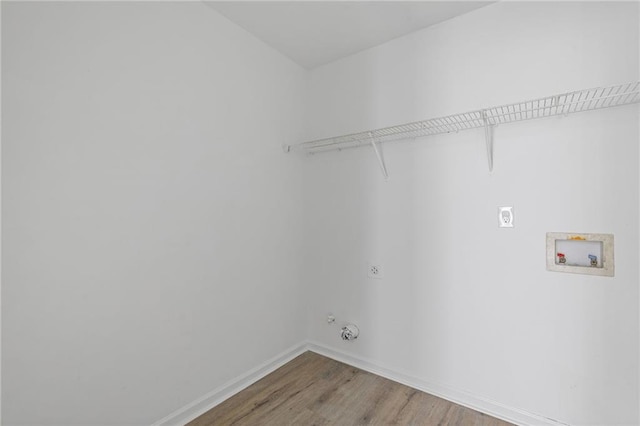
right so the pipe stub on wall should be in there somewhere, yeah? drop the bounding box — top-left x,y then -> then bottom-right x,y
341,324 -> 359,341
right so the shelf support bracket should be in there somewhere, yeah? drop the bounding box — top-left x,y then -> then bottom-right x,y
369,133 -> 389,181
482,110 -> 494,173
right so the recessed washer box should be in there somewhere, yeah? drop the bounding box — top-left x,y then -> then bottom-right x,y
546,232 -> 614,277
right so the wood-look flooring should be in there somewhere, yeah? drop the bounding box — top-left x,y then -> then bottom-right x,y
188,351 -> 513,426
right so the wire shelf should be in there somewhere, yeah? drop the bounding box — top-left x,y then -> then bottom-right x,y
289,81 -> 640,154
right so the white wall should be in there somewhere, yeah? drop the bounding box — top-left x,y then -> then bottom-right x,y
3,2 -> 640,426
2,3 -> 306,425
304,2 -> 639,425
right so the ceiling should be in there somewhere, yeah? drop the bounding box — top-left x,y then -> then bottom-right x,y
206,1 -> 495,69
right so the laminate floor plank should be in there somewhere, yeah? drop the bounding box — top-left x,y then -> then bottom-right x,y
191,353 -> 328,426
187,351 -> 514,426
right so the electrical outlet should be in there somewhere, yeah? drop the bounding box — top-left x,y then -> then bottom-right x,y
367,262 -> 383,279
498,206 -> 514,228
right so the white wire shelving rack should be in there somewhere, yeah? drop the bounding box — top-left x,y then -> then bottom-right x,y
284,81 -> 640,177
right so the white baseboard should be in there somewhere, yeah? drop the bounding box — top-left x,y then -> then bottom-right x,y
306,341 -> 568,426
152,340 -> 567,426
151,342 -> 308,426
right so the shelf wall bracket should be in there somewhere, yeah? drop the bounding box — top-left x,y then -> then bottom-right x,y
369,132 -> 389,181
482,110 -> 494,173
